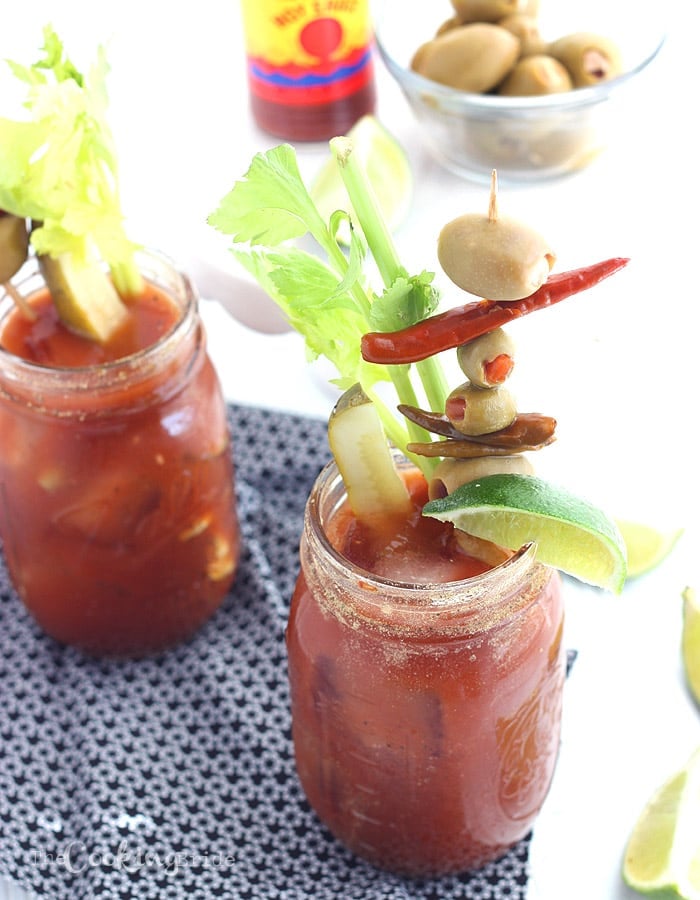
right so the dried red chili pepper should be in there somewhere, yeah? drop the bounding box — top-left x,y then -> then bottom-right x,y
361,257 -> 630,365
403,408 -> 558,458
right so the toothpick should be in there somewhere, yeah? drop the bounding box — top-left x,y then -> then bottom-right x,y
488,169 -> 499,222
3,280 -> 37,322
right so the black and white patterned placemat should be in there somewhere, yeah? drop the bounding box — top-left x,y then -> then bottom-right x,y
0,404 -> 535,900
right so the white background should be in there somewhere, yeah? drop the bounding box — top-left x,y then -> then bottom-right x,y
2,2 -> 699,898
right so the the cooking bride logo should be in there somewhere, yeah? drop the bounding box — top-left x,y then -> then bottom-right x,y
30,841 -> 237,877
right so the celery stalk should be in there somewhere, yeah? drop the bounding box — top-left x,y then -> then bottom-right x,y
0,26 -> 143,340
330,137 -> 448,472
209,140 -> 451,480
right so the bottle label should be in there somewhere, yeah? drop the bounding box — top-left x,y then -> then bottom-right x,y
241,0 -> 374,107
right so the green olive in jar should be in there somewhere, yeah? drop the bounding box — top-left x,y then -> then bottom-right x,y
527,120 -> 601,171
548,32 -> 623,86
435,15 -> 461,36
459,114 -> 595,172
457,119 -> 529,168
498,13 -> 545,57
438,211 -> 555,300
498,55 -> 574,96
451,0 -> 539,24
0,213 -> 29,283
411,24 -> 520,93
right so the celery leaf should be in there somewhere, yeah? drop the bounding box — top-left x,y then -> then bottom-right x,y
369,270 -> 440,332
232,246 -> 375,390
0,25 -> 141,295
209,145 -> 328,246
210,141 -> 450,466
210,144 -> 379,391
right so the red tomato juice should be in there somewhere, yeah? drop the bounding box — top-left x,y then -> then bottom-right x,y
0,278 -> 240,656
287,466 -> 565,876
1,287 -> 178,366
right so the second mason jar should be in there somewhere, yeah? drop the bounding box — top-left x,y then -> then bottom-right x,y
286,455 -> 565,877
0,250 -> 240,657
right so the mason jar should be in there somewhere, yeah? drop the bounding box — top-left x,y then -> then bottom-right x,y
0,249 -> 240,656
286,454 -> 565,877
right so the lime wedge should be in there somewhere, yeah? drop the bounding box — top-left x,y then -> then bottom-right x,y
617,519 -> 684,579
682,587 -> 700,707
622,747 -> 700,899
422,473 -> 627,593
310,115 -> 412,245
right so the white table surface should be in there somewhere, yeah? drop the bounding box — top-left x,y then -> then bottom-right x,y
2,2 -> 699,899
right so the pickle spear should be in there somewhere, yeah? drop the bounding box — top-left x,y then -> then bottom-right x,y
38,252 -> 128,342
328,384 -> 411,519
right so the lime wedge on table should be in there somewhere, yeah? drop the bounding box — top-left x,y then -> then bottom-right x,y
617,519 -> 684,579
423,473 -> 627,593
682,587 -> 700,706
310,115 -> 412,244
622,747 -> 700,899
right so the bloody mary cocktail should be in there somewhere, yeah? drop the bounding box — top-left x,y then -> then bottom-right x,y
287,455 -> 565,877
0,250 -> 240,656
212,136 -> 629,881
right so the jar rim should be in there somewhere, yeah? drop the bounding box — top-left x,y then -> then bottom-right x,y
0,247 -> 196,379
302,453 -> 553,633
0,247 -> 203,415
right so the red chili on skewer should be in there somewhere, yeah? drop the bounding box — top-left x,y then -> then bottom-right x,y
361,257 -> 630,365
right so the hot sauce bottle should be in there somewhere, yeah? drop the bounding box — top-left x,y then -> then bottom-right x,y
240,0 -> 376,141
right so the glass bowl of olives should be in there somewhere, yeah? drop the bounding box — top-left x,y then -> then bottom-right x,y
373,0 -> 666,183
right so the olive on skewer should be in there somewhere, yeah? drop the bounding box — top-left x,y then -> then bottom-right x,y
0,211 -> 35,321
398,172 -> 560,499
437,172 -> 555,301
0,211 -> 29,283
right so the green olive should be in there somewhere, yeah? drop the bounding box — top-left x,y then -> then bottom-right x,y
445,381 -> 517,436
435,15 -> 461,36
547,32 -> 623,87
457,328 -> 516,387
0,213 -> 29,283
438,211 -> 555,300
498,54 -> 574,96
428,455 -> 534,500
498,13 -> 545,57
451,0 -> 539,25
456,120 -> 529,168
411,41 -> 431,73
526,121 -> 600,170
455,115 -> 598,173
411,23 -> 520,93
